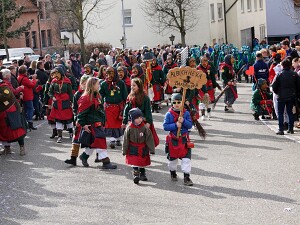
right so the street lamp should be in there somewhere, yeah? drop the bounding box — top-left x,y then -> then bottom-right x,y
120,36 -> 126,49
61,35 -> 69,51
169,34 -> 175,45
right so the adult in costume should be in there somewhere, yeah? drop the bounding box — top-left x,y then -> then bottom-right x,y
100,67 -> 128,148
48,67 -> 74,143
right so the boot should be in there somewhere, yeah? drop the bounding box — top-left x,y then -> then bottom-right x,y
57,129 -> 63,143
170,171 -> 178,181
133,168 -> 140,184
183,173 -> 193,186
154,103 -> 159,113
64,156 -> 77,166
139,168 -> 148,181
79,152 -> 90,167
5,146 -> 12,154
207,108 -> 212,118
253,113 -> 259,121
200,109 -> 205,121
109,141 -> 116,149
50,128 -> 58,139
287,129 -> 294,134
94,153 -> 102,163
28,122 -> 37,131
68,128 -> 73,139
102,157 -> 117,169
19,145 -> 25,156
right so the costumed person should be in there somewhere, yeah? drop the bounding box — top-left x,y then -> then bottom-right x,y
163,93 -> 194,186
83,64 -> 98,77
150,57 -> 165,113
64,75 -> 89,166
0,79 -> 26,156
197,56 -> 220,119
117,66 -> 131,94
122,78 -> 159,147
122,108 -> 155,184
100,66 -> 128,148
250,78 -> 273,120
44,71 -> 57,138
162,55 -> 178,104
220,54 -> 238,112
48,67 -> 74,143
78,77 -> 117,169
130,63 -> 146,90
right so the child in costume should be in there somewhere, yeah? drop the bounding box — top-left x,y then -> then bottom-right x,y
163,93 -> 194,186
251,78 -> 273,120
77,77 -> 117,169
64,75 -> 89,166
122,108 -> 155,184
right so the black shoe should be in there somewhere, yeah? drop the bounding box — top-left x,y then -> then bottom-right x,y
79,154 -> 89,167
224,106 -> 229,112
253,113 -> 259,121
261,115 -> 266,119
183,176 -> 193,186
170,171 -> 178,181
28,122 -> 37,131
102,163 -> 117,169
64,156 -> 77,166
110,141 -> 116,149
50,129 -> 58,139
276,131 -> 284,135
133,171 -> 140,184
116,140 -> 122,146
287,130 -> 294,134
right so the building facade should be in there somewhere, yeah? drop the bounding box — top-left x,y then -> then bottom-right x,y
82,0 -> 211,49
209,0 -> 300,48
6,0 -> 61,56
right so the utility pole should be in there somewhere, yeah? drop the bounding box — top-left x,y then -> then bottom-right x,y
121,0 -> 126,48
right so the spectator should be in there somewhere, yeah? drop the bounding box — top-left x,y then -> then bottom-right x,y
70,53 -> 81,80
272,58 -> 300,135
106,50 -> 114,66
253,52 -> 269,90
17,65 -> 38,130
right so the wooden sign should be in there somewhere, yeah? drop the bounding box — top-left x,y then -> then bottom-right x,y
167,66 -> 207,90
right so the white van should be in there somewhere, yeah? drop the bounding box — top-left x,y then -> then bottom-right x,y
0,47 -> 35,59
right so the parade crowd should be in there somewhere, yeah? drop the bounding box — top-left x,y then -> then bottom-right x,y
0,38 -> 300,185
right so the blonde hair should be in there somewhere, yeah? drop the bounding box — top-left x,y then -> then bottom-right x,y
29,60 -> 38,70
83,77 -> 100,101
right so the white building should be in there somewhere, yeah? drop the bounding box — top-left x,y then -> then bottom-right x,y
209,0 -> 300,48
81,0 -> 211,49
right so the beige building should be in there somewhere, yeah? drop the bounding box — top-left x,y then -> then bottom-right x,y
209,0 -> 266,48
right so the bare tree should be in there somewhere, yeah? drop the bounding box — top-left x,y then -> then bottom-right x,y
141,0 -> 204,46
49,0 -> 115,64
281,0 -> 300,24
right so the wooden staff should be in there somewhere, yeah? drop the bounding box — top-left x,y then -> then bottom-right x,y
177,88 -> 186,138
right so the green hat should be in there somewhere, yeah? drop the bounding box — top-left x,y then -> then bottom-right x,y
171,93 -> 182,101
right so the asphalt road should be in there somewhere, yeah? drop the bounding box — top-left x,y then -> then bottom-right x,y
1,82 -> 299,225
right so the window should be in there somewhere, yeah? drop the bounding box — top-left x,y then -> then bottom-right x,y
32,31 -> 37,49
247,0 -> 251,11
47,30 -> 52,46
123,9 -> 132,25
45,2 -> 50,19
217,3 -> 223,20
41,30 -> 46,47
39,2 -> 45,20
241,0 -> 245,13
25,32 -> 30,47
254,0 -> 257,11
260,24 -> 265,41
210,4 -> 215,22
259,0 -> 263,10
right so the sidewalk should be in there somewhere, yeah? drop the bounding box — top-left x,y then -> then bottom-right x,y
261,118 -> 300,144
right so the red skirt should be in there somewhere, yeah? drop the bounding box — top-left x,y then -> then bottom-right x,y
104,103 -> 122,128
0,104 -> 26,142
126,142 -> 150,167
152,84 -> 163,101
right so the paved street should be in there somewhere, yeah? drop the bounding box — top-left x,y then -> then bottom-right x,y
1,82 -> 300,225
